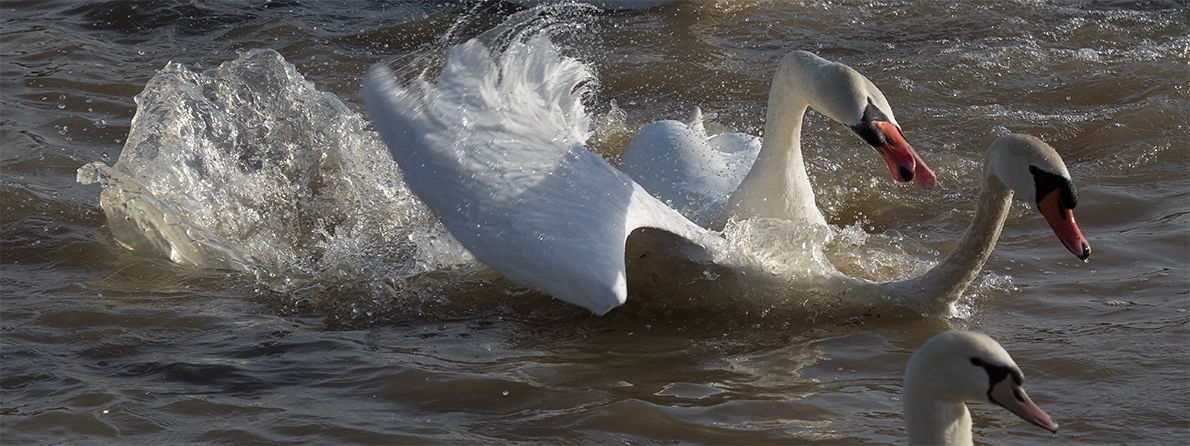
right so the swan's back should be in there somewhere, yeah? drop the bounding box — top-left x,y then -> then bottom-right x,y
620,118 -> 761,227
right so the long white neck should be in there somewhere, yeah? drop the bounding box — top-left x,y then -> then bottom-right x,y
880,166 -> 1014,316
722,64 -> 826,227
904,395 -> 974,446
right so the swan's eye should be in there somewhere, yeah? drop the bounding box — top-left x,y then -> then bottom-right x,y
970,357 -> 984,366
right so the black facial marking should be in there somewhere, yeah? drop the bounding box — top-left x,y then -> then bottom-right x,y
975,358 -> 1011,389
1030,165 -> 1078,210
973,356 -> 1025,399
849,99 -> 892,147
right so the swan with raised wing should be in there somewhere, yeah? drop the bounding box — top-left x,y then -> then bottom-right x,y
620,50 -> 935,228
362,30 -> 1089,316
904,330 -> 1059,445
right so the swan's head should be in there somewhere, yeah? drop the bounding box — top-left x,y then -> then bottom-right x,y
987,134 -> 1091,260
779,51 -> 935,190
905,331 -> 1059,437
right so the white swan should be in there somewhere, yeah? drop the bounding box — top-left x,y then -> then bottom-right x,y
362,30 -> 1090,316
876,133 -> 1090,316
904,330 -> 1059,445
619,50 -> 936,228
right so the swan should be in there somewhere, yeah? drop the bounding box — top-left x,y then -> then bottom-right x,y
619,50 -> 936,228
362,29 -> 1090,316
875,133 -> 1090,316
904,330 -> 1059,445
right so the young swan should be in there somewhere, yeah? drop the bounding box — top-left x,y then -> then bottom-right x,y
904,331 -> 1059,445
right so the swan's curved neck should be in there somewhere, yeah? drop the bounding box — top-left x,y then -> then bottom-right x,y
723,67 -> 825,226
904,396 -> 974,446
883,168 -> 1014,316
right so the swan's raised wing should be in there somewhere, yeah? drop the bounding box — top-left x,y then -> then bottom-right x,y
364,34 -> 714,315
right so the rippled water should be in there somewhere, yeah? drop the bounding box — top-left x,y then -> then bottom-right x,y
3,1 -> 1188,444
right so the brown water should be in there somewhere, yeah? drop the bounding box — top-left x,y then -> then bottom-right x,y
3,1 -> 1188,444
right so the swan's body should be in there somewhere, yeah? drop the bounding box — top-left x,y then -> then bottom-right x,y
904,331 -> 1059,445
363,29 -> 1089,316
621,50 -> 935,228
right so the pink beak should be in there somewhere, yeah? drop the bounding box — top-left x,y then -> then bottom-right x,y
989,375 -> 1060,433
871,121 -> 935,190
1038,189 -> 1091,261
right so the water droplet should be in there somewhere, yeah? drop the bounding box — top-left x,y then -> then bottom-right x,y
502,390 -> 509,396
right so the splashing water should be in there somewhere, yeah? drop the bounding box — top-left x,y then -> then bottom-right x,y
77,49 -> 472,302
76,8 -> 1004,321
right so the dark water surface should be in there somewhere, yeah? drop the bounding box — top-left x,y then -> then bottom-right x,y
3,1 -> 1188,444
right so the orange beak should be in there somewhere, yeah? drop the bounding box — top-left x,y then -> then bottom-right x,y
871,121 -> 935,190
989,375 -> 1059,433
1038,189 -> 1091,260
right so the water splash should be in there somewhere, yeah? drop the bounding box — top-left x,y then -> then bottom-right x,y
76,7 -> 990,323
77,161 -> 254,271
77,49 -> 471,299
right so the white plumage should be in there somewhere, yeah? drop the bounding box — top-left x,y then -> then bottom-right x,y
904,331 -> 1059,445
364,30 -> 1089,316
364,34 -> 722,315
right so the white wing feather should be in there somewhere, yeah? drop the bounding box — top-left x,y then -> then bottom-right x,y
364,34 -> 716,315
